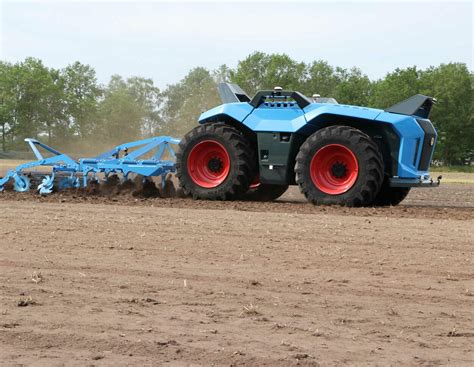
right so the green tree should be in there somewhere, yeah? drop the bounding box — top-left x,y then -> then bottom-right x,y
0,61 -> 15,151
94,75 -> 163,144
62,61 -> 102,141
303,60 -> 339,97
229,51 -> 270,95
230,52 -> 305,95
213,64 -> 231,84
42,67 -> 67,145
161,67 -> 219,136
370,66 -> 420,109
97,78 -> 143,144
334,67 -> 372,106
126,76 -> 161,136
420,63 -> 473,164
5,58 -> 58,147
263,54 -> 306,91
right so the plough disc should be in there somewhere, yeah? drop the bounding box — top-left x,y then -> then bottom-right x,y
58,176 -> 80,190
13,175 -> 31,192
38,175 -> 54,195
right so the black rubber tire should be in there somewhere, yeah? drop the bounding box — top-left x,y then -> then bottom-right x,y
374,177 -> 411,206
176,122 -> 253,200
295,125 -> 384,207
243,184 -> 289,202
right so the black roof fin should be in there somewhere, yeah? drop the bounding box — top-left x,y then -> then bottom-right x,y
385,94 -> 436,119
218,83 -> 251,104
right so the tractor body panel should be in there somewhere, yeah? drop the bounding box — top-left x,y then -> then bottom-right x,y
256,132 -> 306,185
303,103 -> 383,126
374,112 -> 437,179
242,103 -> 307,132
199,103 -> 253,125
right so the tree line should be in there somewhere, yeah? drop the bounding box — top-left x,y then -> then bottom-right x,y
0,52 -> 472,164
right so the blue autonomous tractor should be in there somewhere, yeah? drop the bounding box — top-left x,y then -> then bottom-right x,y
176,83 -> 440,206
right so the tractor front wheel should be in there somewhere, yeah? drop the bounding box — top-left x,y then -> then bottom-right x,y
295,126 -> 383,207
176,123 -> 253,200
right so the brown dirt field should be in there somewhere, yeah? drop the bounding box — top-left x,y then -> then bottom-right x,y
0,184 -> 473,366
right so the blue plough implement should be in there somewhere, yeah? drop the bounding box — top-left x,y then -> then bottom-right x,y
0,136 -> 180,195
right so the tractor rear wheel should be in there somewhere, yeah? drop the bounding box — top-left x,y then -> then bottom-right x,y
295,126 -> 383,207
374,177 -> 410,206
176,123 -> 253,200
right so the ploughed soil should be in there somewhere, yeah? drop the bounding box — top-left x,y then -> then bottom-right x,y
0,183 -> 473,365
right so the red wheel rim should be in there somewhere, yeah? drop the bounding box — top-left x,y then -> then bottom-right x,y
310,144 -> 359,195
187,140 -> 230,188
249,175 -> 260,189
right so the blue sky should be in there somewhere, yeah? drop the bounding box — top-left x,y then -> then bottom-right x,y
1,0 -> 472,89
